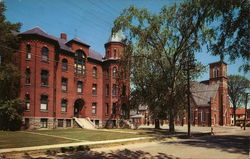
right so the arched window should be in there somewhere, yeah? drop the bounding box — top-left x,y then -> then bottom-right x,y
41,47 -> 49,62
113,66 -> 117,78
26,44 -> 31,59
25,67 -> 31,85
92,67 -> 97,78
62,59 -> 68,71
74,50 -> 86,75
213,67 -> 219,78
61,99 -> 67,113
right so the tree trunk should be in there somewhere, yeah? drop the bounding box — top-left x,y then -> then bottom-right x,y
155,119 -> 160,129
169,109 -> 175,134
233,103 -> 236,126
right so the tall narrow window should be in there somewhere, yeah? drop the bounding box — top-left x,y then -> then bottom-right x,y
74,50 -> 86,75
122,84 -> 126,96
25,93 -> 30,111
41,47 -> 49,62
106,84 -> 109,96
77,81 -> 83,93
26,44 -> 31,59
92,67 -> 97,78
61,99 -> 67,113
201,111 -> 206,122
112,84 -> 117,96
25,67 -> 31,85
92,84 -> 97,95
92,103 -> 97,115
113,66 -> 117,78
41,70 -> 49,86
105,69 -> 109,79
62,59 -> 68,72
112,103 -> 116,115
105,103 -> 109,115
213,67 -> 219,78
114,48 -> 117,58
61,77 -> 68,92
40,95 -> 48,111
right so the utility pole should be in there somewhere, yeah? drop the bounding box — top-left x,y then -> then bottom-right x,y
244,93 -> 248,130
187,60 -> 191,137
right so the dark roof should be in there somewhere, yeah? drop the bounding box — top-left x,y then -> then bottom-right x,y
19,27 -> 104,60
88,49 -> 104,62
19,27 -> 72,52
67,38 -> 90,47
191,82 -> 219,107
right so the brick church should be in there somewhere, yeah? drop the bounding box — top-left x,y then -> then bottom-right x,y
132,61 -> 231,127
17,27 -> 130,129
188,61 -> 231,126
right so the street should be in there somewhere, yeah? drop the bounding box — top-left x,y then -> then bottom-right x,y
18,126 -> 249,159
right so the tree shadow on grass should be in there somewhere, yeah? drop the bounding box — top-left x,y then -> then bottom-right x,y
162,134 -> 249,155
24,149 -> 180,159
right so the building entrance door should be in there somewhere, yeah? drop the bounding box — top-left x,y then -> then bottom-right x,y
74,99 -> 84,118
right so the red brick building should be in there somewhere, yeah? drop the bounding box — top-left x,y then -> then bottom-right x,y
187,61 -> 231,126
18,27 -> 130,129
132,61 -> 231,127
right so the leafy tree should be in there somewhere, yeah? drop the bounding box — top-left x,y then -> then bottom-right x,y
187,0 -> 249,72
228,75 -> 250,126
113,5 -> 206,133
0,2 -> 23,130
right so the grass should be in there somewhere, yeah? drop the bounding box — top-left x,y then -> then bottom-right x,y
29,129 -> 147,141
0,129 -> 148,149
0,131 -> 74,149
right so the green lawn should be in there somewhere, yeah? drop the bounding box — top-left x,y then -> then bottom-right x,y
0,129 -> 147,149
0,131 -> 74,149
30,129 -> 146,141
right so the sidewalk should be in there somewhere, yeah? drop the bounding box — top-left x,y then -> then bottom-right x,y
0,137 -> 153,154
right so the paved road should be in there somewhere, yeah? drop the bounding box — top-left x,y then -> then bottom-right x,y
13,127 -> 249,159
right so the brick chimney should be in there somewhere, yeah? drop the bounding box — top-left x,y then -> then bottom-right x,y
60,33 -> 67,40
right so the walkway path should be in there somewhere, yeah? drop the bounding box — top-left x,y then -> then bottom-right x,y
0,137 -> 153,153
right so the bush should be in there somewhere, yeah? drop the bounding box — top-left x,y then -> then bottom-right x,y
0,99 -> 23,131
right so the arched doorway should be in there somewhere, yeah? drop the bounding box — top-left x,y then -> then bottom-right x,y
74,99 -> 85,117
121,103 -> 127,119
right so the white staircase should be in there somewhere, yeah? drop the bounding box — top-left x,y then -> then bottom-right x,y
73,117 -> 96,129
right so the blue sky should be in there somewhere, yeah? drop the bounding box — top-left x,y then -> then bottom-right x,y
4,0 -> 249,81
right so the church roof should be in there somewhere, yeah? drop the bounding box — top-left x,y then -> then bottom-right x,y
191,82 -> 219,107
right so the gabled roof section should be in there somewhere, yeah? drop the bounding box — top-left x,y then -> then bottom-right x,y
88,49 -> 104,62
67,38 -> 90,47
20,27 -> 56,41
19,27 -> 73,53
191,82 -> 219,107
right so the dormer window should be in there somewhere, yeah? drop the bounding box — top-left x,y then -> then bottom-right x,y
74,50 -> 86,75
